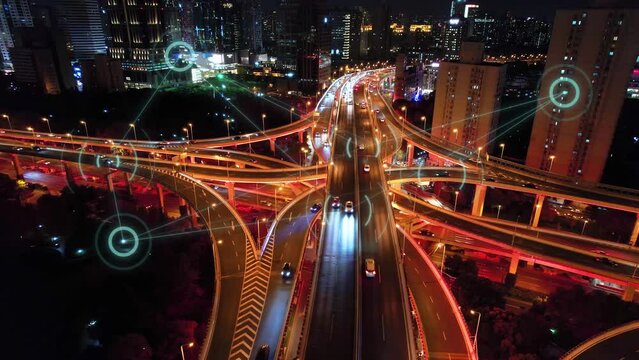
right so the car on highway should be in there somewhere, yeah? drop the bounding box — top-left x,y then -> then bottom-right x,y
310,203 -> 322,213
434,170 -> 449,177
522,182 -> 536,189
419,229 -> 435,237
344,201 -> 354,214
595,257 -> 619,267
359,101 -> 366,109
31,145 -> 42,152
365,258 -> 376,278
256,345 -> 270,360
331,196 -> 341,209
363,164 -> 371,173
281,262 -> 293,279
591,249 -> 607,255
374,108 -> 381,114
323,141 -> 330,147
358,144 -> 365,151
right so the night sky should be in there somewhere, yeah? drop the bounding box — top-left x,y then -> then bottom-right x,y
264,0 -> 601,18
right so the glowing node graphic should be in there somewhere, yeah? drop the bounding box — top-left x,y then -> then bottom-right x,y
164,41 -> 196,72
95,213 -> 151,270
548,77 -> 580,109
538,65 -> 593,122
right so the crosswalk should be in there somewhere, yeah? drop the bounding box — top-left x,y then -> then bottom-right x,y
228,236 -> 274,360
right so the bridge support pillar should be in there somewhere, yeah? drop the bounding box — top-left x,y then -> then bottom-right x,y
269,138 -> 276,154
190,207 -> 198,227
189,156 -> 196,164
156,183 -> 166,214
407,144 -> 414,167
629,214 -> 639,246
531,195 -> 545,228
505,252 -> 520,287
122,172 -> 132,195
105,173 -> 114,192
471,185 -> 487,217
11,154 -> 23,179
623,283 -> 636,302
298,130 -> 304,143
227,182 -> 236,207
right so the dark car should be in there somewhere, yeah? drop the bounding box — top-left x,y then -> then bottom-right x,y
281,262 -> 293,279
522,182 -> 536,189
331,196 -> 341,209
434,171 -> 449,177
419,229 -> 435,237
31,145 -> 42,152
310,203 -> 322,213
256,345 -> 270,360
483,177 -> 496,182
595,257 -> 619,267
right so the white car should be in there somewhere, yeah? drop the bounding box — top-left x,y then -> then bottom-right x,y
358,144 -> 365,151
344,201 -> 354,214
365,258 -> 376,278
363,164 -> 370,173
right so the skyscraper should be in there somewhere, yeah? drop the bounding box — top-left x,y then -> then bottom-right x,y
0,0 -> 34,71
442,16 -> 464,60
329,7 -> 363,63
432,42 -> 506,151
239,0 -> 263,53
51,0 -> 107,61
525,8 -> 639,182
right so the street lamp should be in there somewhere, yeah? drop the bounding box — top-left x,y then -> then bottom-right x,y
497,205 -> 502,219
420,116 -> 427,131
477,147 -> 482,162
581,219 -> 589,235
41,117 -> 52,133
188,122 -> 194,140
499,143 -> 505,159
401,105 -> 407,122
300,147 -> 308,166
129,123 -> 137,140
470,310 -> 482,354
454,190 -> 460,212
549,155 -> 556,172
306,101 -> 311,114
436,243 -> 446,274
256,217 -> 267,245
180,342 -> 194,360
80,120 -> 88,136
1,114 -> 11,129
453,128 -> 458,141
182,127 -> 189,140
224,119 -> 233,137
66,133 -> 73,143
275,186 -> 283,216
290,107 -> 295,124
27,126 -> 35,140
261,113 -> 266,133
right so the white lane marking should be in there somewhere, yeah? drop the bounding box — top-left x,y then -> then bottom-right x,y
422,281 -> 427,288
436,312 -> 441,320
329,314 -> 335,340
442,331 -> 447,341
429,296 -> 434,303
378,267 -> 382,284
381,314 -> 386,342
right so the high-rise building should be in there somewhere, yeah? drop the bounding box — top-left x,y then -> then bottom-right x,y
0,0 -> 34,71
450,0 -> 466,17
239,0 -> 263,53
104,0 -> 167,88
432,42 -> 506,151
193,0 -> 217,51
0,7 -> 14,70
442,16 -> 464,60
525,8 -> 639,182
370,1 -> 390,59
329,7 -> 363,63
51,0 -> 107,61
215,0 -> 242,52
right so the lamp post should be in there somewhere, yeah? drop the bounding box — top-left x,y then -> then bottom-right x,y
581,220 -> 589,235
499,143 -> 505,159
497,205 -> 502,219
80,120 -> 88,136
261,114 -> 266,133
420,116 -> 427,131
66,133 -> 73,143
454,190 -> 460,212
470,310 -> 482,355
1,114 -> 11,129
477,147 -> 482,162
437,243 -> 446,274
300,147 -> 308,166
401,105 -> 407,122
452,128 -> 458,141
180,342 -> 194,360
530,204 -> 540,226
275,186 -> 283,216
188,122 -> 194,140
549,155 -> 556,172
41,117 -> 52,133
129,123 -> 137,140
306,101 -> 311,114
27,126 -> 35,140
182,127 -> 189,141
225,119 -> 232,137
257,217 -> 266,245
290,107 -> 295,124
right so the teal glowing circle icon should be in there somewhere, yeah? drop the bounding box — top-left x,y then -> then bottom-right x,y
107,226 -> 139,258
95,213 -> 151,270
164,41 -> 196,72
548,77 -> 580,109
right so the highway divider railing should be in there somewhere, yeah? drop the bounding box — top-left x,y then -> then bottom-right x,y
408,289 -> 428,359
374,70 -> 639,200
396,225 -> 477,360
560,320 -> 639,359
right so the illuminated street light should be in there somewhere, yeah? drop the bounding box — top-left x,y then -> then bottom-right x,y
549,155 -> 556,172
453,128 -> 458,141
497,205 -> 502,219
454,190 -> 460,212
129,123 -> 137,140
290,107 -> 295,124
261,114 -> 266,133
1,114 -> 11,129
182,127 -> 189,140
41,117 -> 52,133
581,219 -> 589,235
499,143 -> 505,159
188,122 -> 194,140
224,118 -> 233,137
180,342 -> 195,360
27,126 -> 35,140
80,120 -> 88,136
470,310 -> 482,354
420,115 -> 427,131
66,133 -> 73,143
477,147 -> 483,162
306,101 -> 311,114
